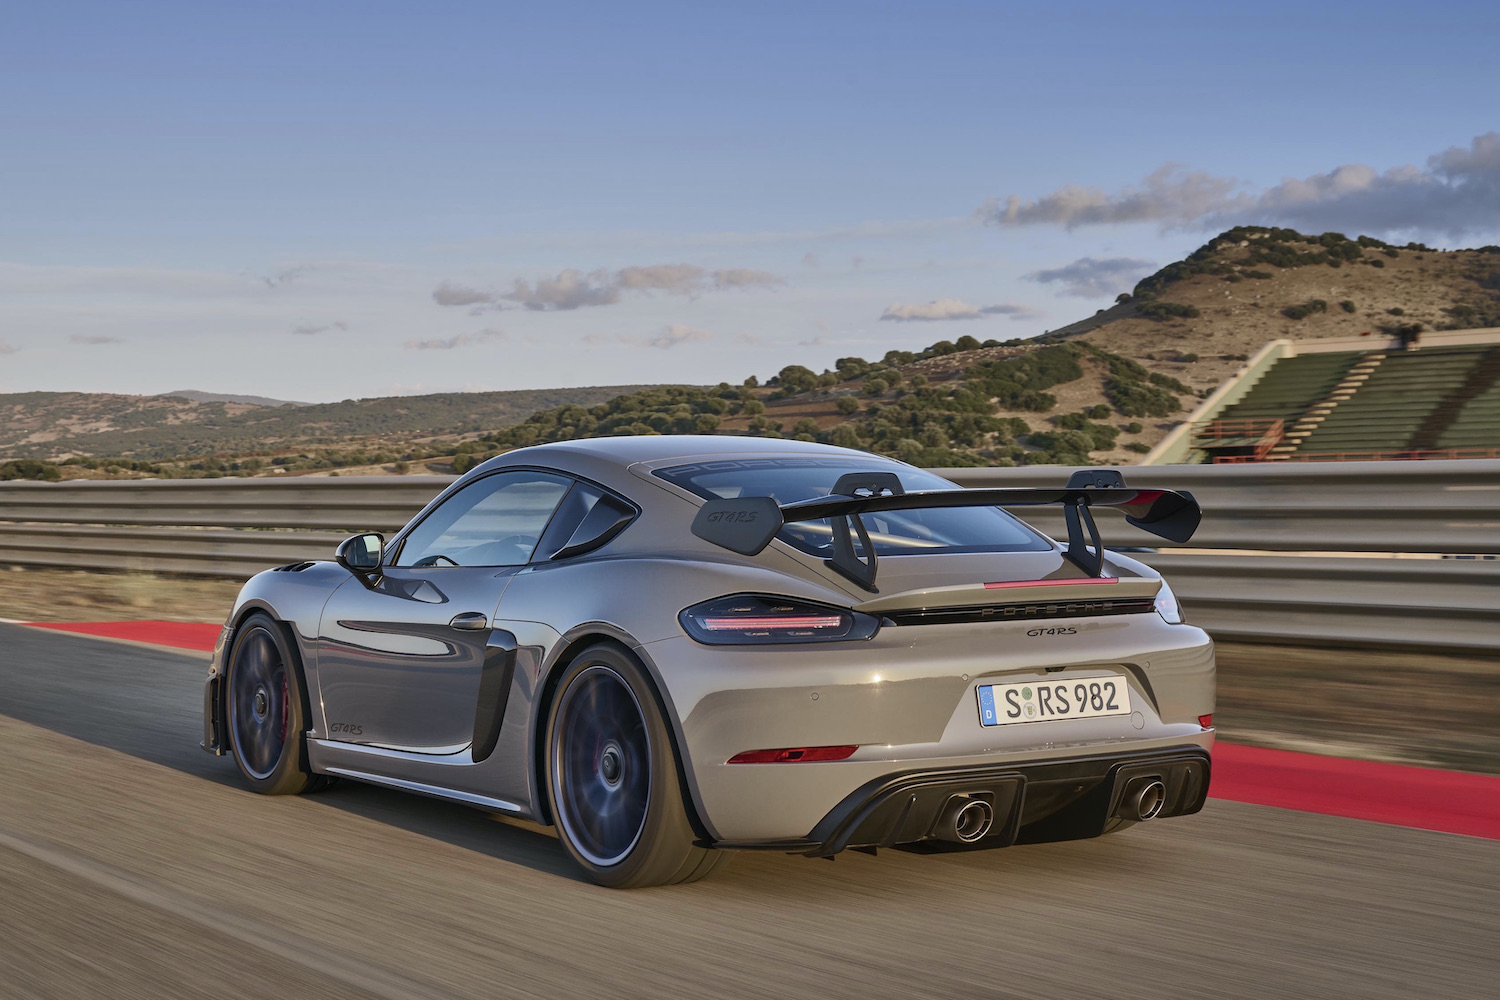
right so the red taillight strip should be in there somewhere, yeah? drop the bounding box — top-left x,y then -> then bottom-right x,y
983,577 -> 1119,590
1119,490 -> 1164,506
727,745 -> 859,764
701,616 -> 846,630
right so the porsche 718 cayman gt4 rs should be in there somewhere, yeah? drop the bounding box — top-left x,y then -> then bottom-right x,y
202,437 -> 1214,888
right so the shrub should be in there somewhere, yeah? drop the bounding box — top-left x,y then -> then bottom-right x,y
835,395 -> 860,414
1086,404 -> 1112,419
1369,258 -> 1385,268
1125,421 -> 1144,434
827,424 -> 862,449
1148,371 -> 1191,393
1107,381 -> 1180,418
954,335 -> 982,352
1281,299 -> 1328,320
792,418 -> 820,437
1137,301 -> 1201,321
1386,307 -> 1405,316
1177,352 -> 1199,363
863,378 -> 888,396
1340,300 -> 1356,313
0,460 -> 62,481
1125,442 -> 1152,454
1243,270 -> 1273,280
741,399 -> 765,415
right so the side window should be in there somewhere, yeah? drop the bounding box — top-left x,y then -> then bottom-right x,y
394,471 -> 570,568
532,482 -> 637,561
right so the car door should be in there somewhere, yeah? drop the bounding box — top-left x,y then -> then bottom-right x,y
315,469 -> 572,753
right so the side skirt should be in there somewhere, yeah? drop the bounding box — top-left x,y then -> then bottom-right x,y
322,766 -> 526,817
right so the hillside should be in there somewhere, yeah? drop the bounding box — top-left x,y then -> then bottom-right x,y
6,226 -> 1495,479
0,385 -> 663,461
1060,226 -> 1500,397
451,229 -> 1499,471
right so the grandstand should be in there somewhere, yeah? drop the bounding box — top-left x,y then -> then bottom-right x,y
1164,329 -> 1500,464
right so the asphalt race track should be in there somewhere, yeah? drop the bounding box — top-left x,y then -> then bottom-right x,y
1,623 -> 1495,1000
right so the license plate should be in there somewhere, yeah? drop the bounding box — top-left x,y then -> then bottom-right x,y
977,677 -> 1131,727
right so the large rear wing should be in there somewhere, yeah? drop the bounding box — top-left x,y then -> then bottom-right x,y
689,469 -> 1200,591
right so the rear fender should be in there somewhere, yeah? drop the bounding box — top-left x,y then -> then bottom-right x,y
529,622 -> 714,841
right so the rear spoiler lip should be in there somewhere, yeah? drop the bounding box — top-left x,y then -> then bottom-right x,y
688,472 -> 1201,592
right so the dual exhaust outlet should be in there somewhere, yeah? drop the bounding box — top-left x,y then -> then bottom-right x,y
932,776 -> 1167,844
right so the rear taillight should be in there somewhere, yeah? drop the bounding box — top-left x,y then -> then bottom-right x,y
727,745 -> 859,764
679,594 -> 880,645
1154,579 -> 1184,624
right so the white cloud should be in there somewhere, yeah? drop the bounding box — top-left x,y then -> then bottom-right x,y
291,321 -> 348,336
68,334 -> 124,345
1027,257 -> 1157,298
498,262 -> 783,311
645,324 -> 714,349
615,264 -> 705,295
880,299 -> 1043,322
261,266 -> 307,288
982,166 -> 1243,230
504,268 -> 620,311
404,327 -> 507,350
712,268 -> 782,290
432,282 -> 497,307
978,303 -> 1046,320
980,133 -> 1500,241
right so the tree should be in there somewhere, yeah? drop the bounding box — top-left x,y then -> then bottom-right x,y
776,365 -> 818,394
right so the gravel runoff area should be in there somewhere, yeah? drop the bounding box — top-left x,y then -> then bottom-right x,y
1,566 -> 1495,776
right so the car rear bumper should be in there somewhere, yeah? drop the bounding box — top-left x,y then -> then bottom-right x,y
710,745 -> 1211,856
641,616 -> 1215,843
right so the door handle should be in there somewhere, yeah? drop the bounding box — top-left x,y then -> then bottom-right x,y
449,612 -> 489,631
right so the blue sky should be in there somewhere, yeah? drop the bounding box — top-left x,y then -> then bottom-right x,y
2,0 -> 1496,400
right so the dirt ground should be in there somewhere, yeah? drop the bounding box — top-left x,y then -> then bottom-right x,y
0,567 -> 1492,775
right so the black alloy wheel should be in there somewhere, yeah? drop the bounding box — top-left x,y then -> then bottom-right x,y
545,643 -> 729,888
225,612 -> 323,795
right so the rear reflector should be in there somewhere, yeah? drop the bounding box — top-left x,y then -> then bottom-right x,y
1199,714 -> 1213,729
727,745 -> 859,764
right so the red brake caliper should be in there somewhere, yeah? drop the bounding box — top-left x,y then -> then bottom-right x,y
279,674 -> 290,744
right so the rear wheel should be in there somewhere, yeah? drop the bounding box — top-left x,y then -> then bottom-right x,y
226,613 -> 323,795
545,643 -> 729,888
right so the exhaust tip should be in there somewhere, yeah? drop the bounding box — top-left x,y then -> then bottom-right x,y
1121,777 -> 1167,821
934,795 -> 995,843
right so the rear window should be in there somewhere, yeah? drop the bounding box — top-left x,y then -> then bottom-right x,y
655,458 -> 1052,557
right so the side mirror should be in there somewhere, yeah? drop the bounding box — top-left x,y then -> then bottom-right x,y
336,532 -> 384,574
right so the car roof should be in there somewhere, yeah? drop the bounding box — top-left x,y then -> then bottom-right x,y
496,434 -> 879,467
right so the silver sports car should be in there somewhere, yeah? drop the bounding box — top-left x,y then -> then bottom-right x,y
202,436 -> 1214,887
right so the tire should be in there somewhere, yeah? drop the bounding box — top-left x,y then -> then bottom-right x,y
545,643 -> 730,888
225,612 -> 324,795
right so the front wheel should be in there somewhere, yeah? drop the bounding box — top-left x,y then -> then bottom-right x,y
545,643 -> 729,888
226,612 -> 324,795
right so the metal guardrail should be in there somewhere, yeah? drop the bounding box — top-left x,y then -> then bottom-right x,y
1,461 -> 1497,651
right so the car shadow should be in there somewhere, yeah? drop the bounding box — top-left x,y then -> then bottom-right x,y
0,624 -> 582,882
